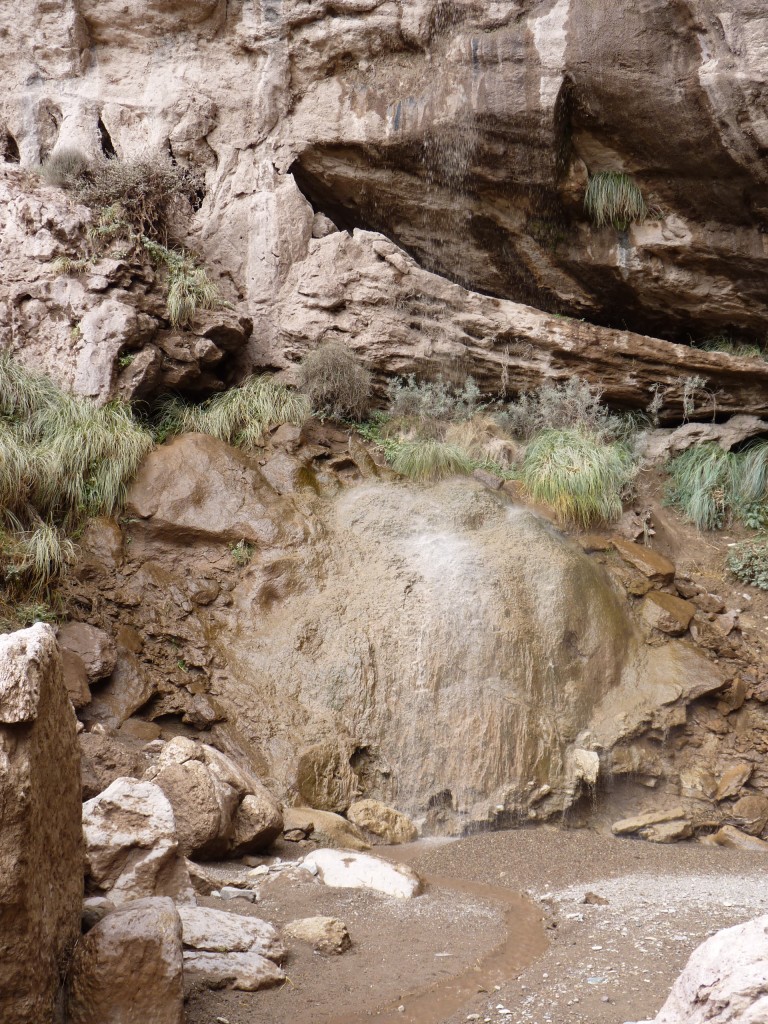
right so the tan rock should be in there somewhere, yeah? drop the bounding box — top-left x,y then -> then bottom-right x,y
67,897 -> 184,1024
295,740 -> 359,813
284,916 -> 351,954
0,625 -> 83,1024
643,820 -> 694,844
347,798 -> 418,845
284,806 -> 370,851
612,807 -> 688,836
79,731 -> 150,800
710,826 -> 768,853
182,950 -> 285,992
82,777 -> 195,906
61,647 -> 92,709
85,651 -> 156,727
727,794 -> 768,837
154,758 -> 239,859
611,539 -> 675,584
640,592 -> 696,635
57,621 -> 117,682
228,791 -> 284,856
714,763 -> 753,802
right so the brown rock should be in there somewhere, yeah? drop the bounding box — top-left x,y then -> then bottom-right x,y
643,819 -> 694,844
640,592 -> 696,635
714,763 -> 753,802
472,468 -> 503,491
611,539 -> 675,584
154,759 -> 239,860
295,741 -> 359,813
612,807 -> 688,836
693,592 -> 726,615
67,897 -> 184,1024
728,794 -> 768,837
347,798 -> 418,845
79,732 -> 150,800
0,625 -> 83,1024
709,825 -> 768,853
85,651 -> 156,727
58,621 -> 117,682
284,916 -> 351,954
62,647 -> 92,709
228,791 -> 284,856
283,807 -> 370,852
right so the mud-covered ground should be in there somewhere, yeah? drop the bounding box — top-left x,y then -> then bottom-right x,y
185,827 -> 768,1024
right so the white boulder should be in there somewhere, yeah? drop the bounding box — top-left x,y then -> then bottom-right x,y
302,849 -> 422,898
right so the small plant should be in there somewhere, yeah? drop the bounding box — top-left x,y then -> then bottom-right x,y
499,378 -> 627,442
694,335 -> 767,361
142,239 -> 219,327
230,540 -> 254,567
682,375 -> 707,422
38,147 -> 90,189
521,429 -> 635,527
298,343 -> 372,421
386,374 -> 484,422
387,438 -> 474,482
157,375 -> 310,449
584,171 -> 647,231
727,538 -> 768,590
118,353 -> 136,369
666,441 -> 768,530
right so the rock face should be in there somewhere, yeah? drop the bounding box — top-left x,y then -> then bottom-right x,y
82,777 -> 195,906
628,915 -> 768,1024
3,4 -> 768,413
67,897 -> 185,1024
0,624 -> 82,1024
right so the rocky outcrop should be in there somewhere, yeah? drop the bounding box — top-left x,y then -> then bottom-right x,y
67,897 -> 185,1024
3,4 -> 768,411
628,915 -> 768,1024
82,777 -> 195,906
0,624 -> 82,1024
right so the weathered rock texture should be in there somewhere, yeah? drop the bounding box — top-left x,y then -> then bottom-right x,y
0,624 -> 82,1024
629,914 -> 768,1024
2,3 -> 768,411
67,897 -> 185,1024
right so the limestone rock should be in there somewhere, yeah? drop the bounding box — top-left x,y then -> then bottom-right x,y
714,763 -> 753,802
727,794 -> 768,837
284,916 -> 351,954
0,625 -> 83,1024
284,806 -> 370,851
178,905 -> 285,960
182,950 -> 285,992
642,820 -> 694,844
154,758 -> 239,859
611,539 -> 675,584
79,731 -> 150,800
347,799 -> 418,845
81,896 -> 115,932
82,777 -> 194,906
67,897 -> 184,1024
126,433 -> 306,548
295,740 -> 359,812
84,651 -> 156,728
229,791 -> 284,856
612,807 -> 688,837
628,915 -> 768,1023
709,826 -> 768,854
640,592 -> 695,636
303,849 -> 423,898
57,621 -> 117,682
62,647 -> 92,709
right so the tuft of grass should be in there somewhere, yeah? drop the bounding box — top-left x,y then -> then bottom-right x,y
38,147 -> 91,189
298,343 -> 372,421
157,375 -> 310,449
142,239 -> 220,327
694,335 -> 767,361
230,540 -> 255,567
0,356 -> 154,596
521,428 -> 635,527
727,538 -> 768,590
387,439 -> 474,482
584,171 -> 647,230
666,441 -> 768,530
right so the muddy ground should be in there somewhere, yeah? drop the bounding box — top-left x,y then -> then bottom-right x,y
185,827 -> 768,1024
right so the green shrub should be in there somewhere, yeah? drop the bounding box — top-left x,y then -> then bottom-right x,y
386,374 -> 484,422
666,441 -> 768,530
584,172 -> 647,230
298,343 -> 372,421
521,428 -> 634,527
727,538 -> 768,590
387,438 -> 474,482
39,147 -> 91,189
142,239 -> 219,327
0,356 -> 153,595
499,378 -> 627,442
157,375 -> 310,449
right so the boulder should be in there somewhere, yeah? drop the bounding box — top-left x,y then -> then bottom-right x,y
84,651 -> 156,728
182,950 -> 285,992
284,916 -> 351,954
82,777 -> 194,906
640,592 -> 695,636
727,794 -> 768,837
79,732 -> 150,800
149,737 -> 283,859
303,850 -> 423,899
178,905 -> 285,960
714,763 -> 753,802
295,740 -> 359,813
57,622 -> 117,682
284,806 -> 370,851
0,625 -> 83,1024
612,807 -> 689,838
61,648 -> 92,709
347,799 -> 418,845
627,915 -> 768,1023
709,826 -> 768,854
611,539 -> 675,584
67,897 -> 184,1024
126,433 -> 306,548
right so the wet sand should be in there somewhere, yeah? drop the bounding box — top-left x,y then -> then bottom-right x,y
185,827 -> 768,1024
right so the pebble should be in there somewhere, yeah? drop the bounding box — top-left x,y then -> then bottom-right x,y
219,885 -> 257,902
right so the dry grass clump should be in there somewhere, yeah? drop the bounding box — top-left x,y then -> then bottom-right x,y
387,439 -> 474,482
498,378 -> 626,442
0,356 -> 153,596
142,239 -> 220,327
584,171 -> 647,230
298,343 -> 372,421
521,429 -> 635,527
158,375 -> 310,450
